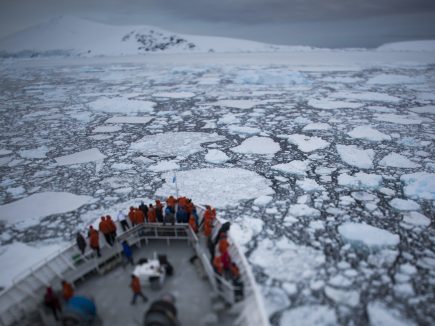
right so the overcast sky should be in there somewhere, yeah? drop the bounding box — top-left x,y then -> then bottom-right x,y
1,0 -> 435,47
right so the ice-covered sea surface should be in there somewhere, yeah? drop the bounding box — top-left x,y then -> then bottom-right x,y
0,56 -> 434,325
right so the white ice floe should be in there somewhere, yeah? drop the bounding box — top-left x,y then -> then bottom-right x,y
250,237 -> 325,282
205,149 -> 230,164
336,145 -> 375,169
367,301 -> 416,326
18,146 -> 49,159
389,198 -> 420,211
280,305 -> 337,326
130,132 -> 224,158
0,149 -> 12,156
55,148 -> 106,166
0,241 -> 66,289
374,114 -> 424,125
111,163 -> 134,170
227,125 -> 261,135
302,122 -> 331,131
210,99 -> 261,110
89,134 -> 112,140
324,286 -> 360,307
379,153 -> 419,168
156,168 -> 273,208
338,223 -> 399,248
231,136 -> 280,155
351,191 -> 377,201
331,91 -> 401,103
233,70 -> 308,85
286,134 -> 329,153
88,97 -> 156,113
218,113 -> 240,124
367,74 -> 425,85
152,92 -> 195,98
147,160 -> 180,172
348,126 -> 391,142
288,204 -> 320,217
93,125 -> 122,133
408,105 -> 435,115
229,217 -> 264,247
296,178 -> 325,192
253,195 -> 273,206
105,116 -> 153,124
402,211 -> 431,227
272,160 -> 310,176
0,192 -> 95,227
262,286 -> 290,318
308,99 -> 362,110
400,172 -> 435,200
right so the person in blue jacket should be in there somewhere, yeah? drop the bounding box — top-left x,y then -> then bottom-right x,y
122,240 -> 134,265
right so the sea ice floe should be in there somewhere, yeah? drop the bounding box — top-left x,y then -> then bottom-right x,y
367,301 -> 416,326
302,122 -> 331,131
105,116 -> 153,124
250,237 -> 325,282
111,163 -> 134,170
336,145 -> 375,169
374,114 -> 425,125
147,160 -> 180,172
218,113 -> 240,124
93,125 -> 122,133
402,211 -> 431,227
379,153 -> 419,168
0,192 -> 95,227
351,191 -> 377,201
0,241 -> 66,289
288,204 -> 320,217
262,286 -> 290,318
331,91 -> 401,103
338,222 -> 399,248
229,217 -> 264,247
0,149 -> 12,156
231,136 -> 280,155
227,125 -> 261,135
55,148 -> 106,166
253,195 -> 273,206
152,92 -> 195,98
296,178 -> 325,192
272,160 -> 310,176
233,69 -> 308,85
400,172 -> 435,200
308,99 -> 363,110
389,198 -> 420,211
325,286 -> 360,307
18,146 -> 50,159
408,105 -> 435,115
286,134 -> 329,153
210,99 -> 262,110
130,132 -> 224,158
367,74 -> 424,85
280,305 -> 337,326
347,126 -> 391,142
205,149 -> 230,164
156,168 -> 273,208
88,97 -> 156,113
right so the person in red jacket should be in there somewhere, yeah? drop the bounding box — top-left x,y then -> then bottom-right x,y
88,226 -> 101,257
99,216 -> 112,246
129,207 -> 137,226
148,204 -> 156,223
44,287 -> 61,320
61,280 -> 74,302
130,275 -> 148,305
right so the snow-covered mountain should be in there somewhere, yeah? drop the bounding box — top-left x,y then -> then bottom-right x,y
0,16 -> 313,57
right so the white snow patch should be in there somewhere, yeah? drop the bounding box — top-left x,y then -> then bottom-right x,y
0,192 -> 95,227
93,125 -> 122,133
89,97 -> 156,113
231,136 -> 280,155
148,160 -> 180,172
229,217 -> 264,247
288,204 -> 320,217
156,168 -> 273,208
400,172 -> 435,200
296,178 -> 325,192
227,125 -> 261,135
130,132 -> 224,158
19,146 -> 49,159
111,163 -> 134,171
379,153 -> 419,168
55,148 -> 106,166
402,211 -> 430,227
325,286 -> 360,307
253,195 -> 273,206
338,223 -> 399,248
106,116 -> 152,124
0,241 -> 66,289
286,134 -> 329,153
348,126 -> 391,142
336,145 -> 375,169
389,198 -> 420,211
302,122 -> 331,131
205,149 -> 229,164
272,160 -> 310,176
280,305 -> 337,326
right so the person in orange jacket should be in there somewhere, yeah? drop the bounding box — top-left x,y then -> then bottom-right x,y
218,233 -> 229,255
203,206 -> 215,237
99,216 -> 113,246
88,226 -> 101,257
129,207 -> 137,226
61,280 -> 74,302
148,204 -> 156,223
130,274 -> 148,305
213,255 -> 223,275
106,215 -> 117,244
135,208 -> 145,224
188,214 -> 198,233
166,196 -> 176,213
